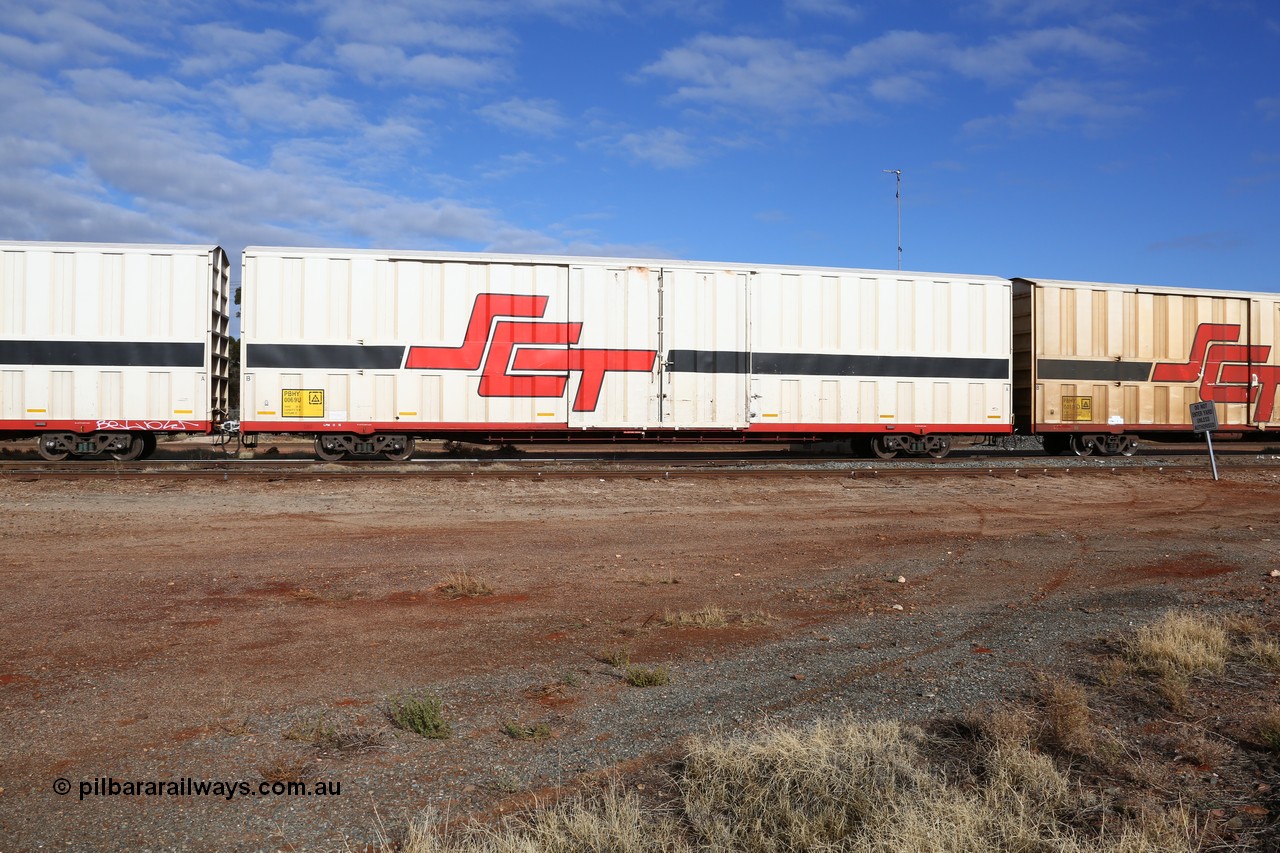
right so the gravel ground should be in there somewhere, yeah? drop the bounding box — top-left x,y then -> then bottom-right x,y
0,459 -> 1277,851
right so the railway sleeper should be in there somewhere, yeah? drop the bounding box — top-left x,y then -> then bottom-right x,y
869,434 -> 952,460
38,431 -> 153,462
314,433 -> 416,461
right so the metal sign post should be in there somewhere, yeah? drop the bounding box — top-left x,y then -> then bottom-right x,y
1189,400 -> 1220,481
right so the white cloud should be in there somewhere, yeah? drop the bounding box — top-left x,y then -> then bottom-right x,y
951,27 -> 1131,85
1259,96 -> 1280,121
478,151 -> 552,180
335,42 -> 506,87
784,0 -> 863,23
0,61 -> 528,256
607,127 -> 701,168
640,23 -> 1141,134
962,78 -> 1142,136
179,24 -> 296,77
3,3 -> 152,64
477,97 -> 567,136
641,35 -> 857,119
223,65 -> 360,130
0,32 -> 66,66
981,0 -> 1115,24
841,30 -> 953,76
64,68 -> 196,103
868,74 -> 933,103
314,0 -> 516,51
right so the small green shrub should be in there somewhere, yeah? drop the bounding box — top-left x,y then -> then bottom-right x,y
596,647 -> 631,667
625,664 -> 671,687
388,691 -> 451,739
502,720 -> 552,740
283,714 -> 339,746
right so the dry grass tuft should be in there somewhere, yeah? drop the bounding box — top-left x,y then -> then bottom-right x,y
437,571 -> 494,600
284,712 -> 385,753
1154,722 -> 1233,768
1244,637 -> 1280,671
1127,611 -> 1229,678
659,607 -> 772,629
1257,710 -> 1280,752
382,715 -> 1197,853
661,606 -> 729,628
595,646 -> 630,667
259,756 -> 310,784
1095,656 -> 1130,689
283,713 -> 340,746
1039,679 -> 1095,755
395,788 -> 687,853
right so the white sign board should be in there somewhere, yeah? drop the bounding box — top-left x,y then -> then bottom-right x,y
1189,400 -> 1218,433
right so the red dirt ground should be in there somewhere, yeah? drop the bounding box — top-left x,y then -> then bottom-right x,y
1,462 -> 1278,850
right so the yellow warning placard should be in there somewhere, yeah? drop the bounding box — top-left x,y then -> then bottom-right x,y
1061,395 -> 1093,421
283,389 -> 325,418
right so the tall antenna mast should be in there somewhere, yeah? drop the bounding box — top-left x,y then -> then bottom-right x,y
882,169 -> 901,270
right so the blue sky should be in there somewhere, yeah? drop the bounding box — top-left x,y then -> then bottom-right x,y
2,0 -> 1277,313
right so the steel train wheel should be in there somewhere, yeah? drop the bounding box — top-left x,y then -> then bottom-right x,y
110,435 -> 146,461
314,436 -> 345,461
384,437 -> 416,461
1069,435 -> 1095,457
36,434 -> 69,462
870,436 -> 899,459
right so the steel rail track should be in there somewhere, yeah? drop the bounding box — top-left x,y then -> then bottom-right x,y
1,456 -> 1274,481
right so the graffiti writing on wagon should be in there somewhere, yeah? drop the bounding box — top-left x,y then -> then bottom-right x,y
1151,323 -> 1280,422
405,294 -> 659,412
95,420 -> 202,431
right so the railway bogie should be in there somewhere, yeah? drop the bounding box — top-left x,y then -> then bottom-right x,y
867,434 -> 952,459
314,433 -> 416,461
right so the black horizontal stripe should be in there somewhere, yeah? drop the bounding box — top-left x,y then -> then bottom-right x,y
1037,359 -> 1152,382
247,343 -> 405,370
668,349 -> 1009,380
667,350 -> 750,374
0,340 -> 204,367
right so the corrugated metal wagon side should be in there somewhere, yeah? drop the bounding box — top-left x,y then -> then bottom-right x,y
242,247 -> 1012,460
1013,277 -> 1280,456
0,241 -> 231,460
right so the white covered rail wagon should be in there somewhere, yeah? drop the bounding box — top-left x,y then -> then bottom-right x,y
240,247 -> 1012,460
0,242 -> 231,460
1013,277 -> 1280,455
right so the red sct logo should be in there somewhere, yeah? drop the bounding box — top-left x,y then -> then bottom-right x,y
405,294 -> 658,412
1151,323 -> 1279,422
